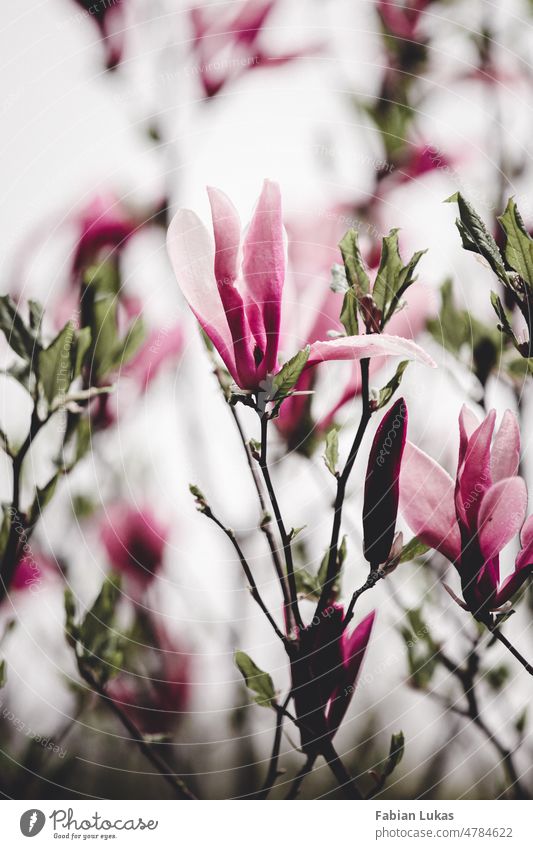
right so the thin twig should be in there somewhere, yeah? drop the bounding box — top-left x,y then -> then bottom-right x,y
258,413 -> 304,631
80,668 -> 196,800
201,505 -> 288,646
489,627 -> 533,677
286,754 -> 316,799
344,568 -> 385,629
316,358 -> 371,616
228,402 -> 291,633
251,692 -> 292,799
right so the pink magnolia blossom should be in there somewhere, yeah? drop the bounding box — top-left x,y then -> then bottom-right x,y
363,398 -> 407,567
107,623 -> 190,733
166,181 -> 435,394
377,0 -> 432,41
189,1 -> 316,98
71,192 -> 142,280
291,607 -> 375,748
9,553 -> 58,595
400,406 -> 533,621
100,504 -> 169,598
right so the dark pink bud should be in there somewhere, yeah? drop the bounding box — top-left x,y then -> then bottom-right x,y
363,397 -> 408,566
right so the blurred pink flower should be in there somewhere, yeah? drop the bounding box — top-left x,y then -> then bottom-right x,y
107,624 -> 191,734
400,406 -> 533,621
377,0 -> 432,41
123,324 -> 184,392
167,181 -> 434,394
9,553 -> 58,595
189,0 -> 316,98
292,606 -> 375,747
71,192 -> 141,280
100,505 -> 169,596
71,0 -> 126,70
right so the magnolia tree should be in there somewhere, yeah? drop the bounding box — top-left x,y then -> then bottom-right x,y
1,0 -> 533,803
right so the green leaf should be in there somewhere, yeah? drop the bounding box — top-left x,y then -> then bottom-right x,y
399,536 -> 430,563
294,567 -> 322,600
375,360 -> 409,409
485,664 -> 510,692
90,295 -> 120,380
27,474 -> 60,528
490,291 -> 519,350
372,231 -> 426,324
78,575 -> 123,684
234,651 -> 276,708
84,262 -> 121,297
323,426 -> 339,476
427,278 -> 470,353
498,198 -> 533,285
339,288 -> 359,336
64,588 -> 79,649
446,193 -> 508,285
74,326 -> 92,377
38,322 -> 77,404
373,230 -> 403,314
118,315 -> 145,367
272,346 -> 310,399
383,731 -> 405,778
0,659 -> 6,688
339,229 -> 371,295
0,295 -> 39,362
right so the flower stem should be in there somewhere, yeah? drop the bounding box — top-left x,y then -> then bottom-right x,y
80,667 -> 196,800
258,412 -> 304,632
316,358 -> 371,616
489,627 -> 533,677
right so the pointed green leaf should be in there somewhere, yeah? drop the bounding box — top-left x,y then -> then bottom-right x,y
323,426 -> 339,476
446,193 -> 508,284
39,322 -> 76,404
234,651 -> 276,708
498,198 -> 533,286
383,731 -> 405,777
272,346 -> 310,399
74,326 -> 92,377
339,229 -> 370,294
0,295 -> 38,362
375,360 -> 409,409
0,659 -> 6,688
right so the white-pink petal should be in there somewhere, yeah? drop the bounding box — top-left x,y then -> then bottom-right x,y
166,208 -> 236,375
491,410 -> 520,482
306,334 -> 436,368
477,477 -> 527,561
399,442 -> 461,563
207,186 -> 241,286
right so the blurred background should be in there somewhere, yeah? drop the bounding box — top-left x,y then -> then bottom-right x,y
0,0 -> 532,799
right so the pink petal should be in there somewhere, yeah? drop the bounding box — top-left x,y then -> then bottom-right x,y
166,209 -> 238,379
306,334 -> 436,368
477,477 -> 527,561
458,405 -> 479,471
399,442 -> 461,563
493,561 -> 533,607
326,611 -> 375,735
207,186 -> 241,286
456,410 -> 496,529
242,180 -> 285,373
491,410 -> 520,482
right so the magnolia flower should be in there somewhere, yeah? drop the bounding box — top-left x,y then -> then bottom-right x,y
166,181 -> 435,394
189,1 -> 314,98
363,398 -> 408,567
71,193 -> 141,280
107,624 -> 190,733
400,406 -> 533,621
100,505 -> 168,598
377,0 -> 432,41
292,607 -> 375,749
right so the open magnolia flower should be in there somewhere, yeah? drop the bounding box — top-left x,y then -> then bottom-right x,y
291,607 -> 375,750
400,406 -> 533,621
166,180 -> 435,395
